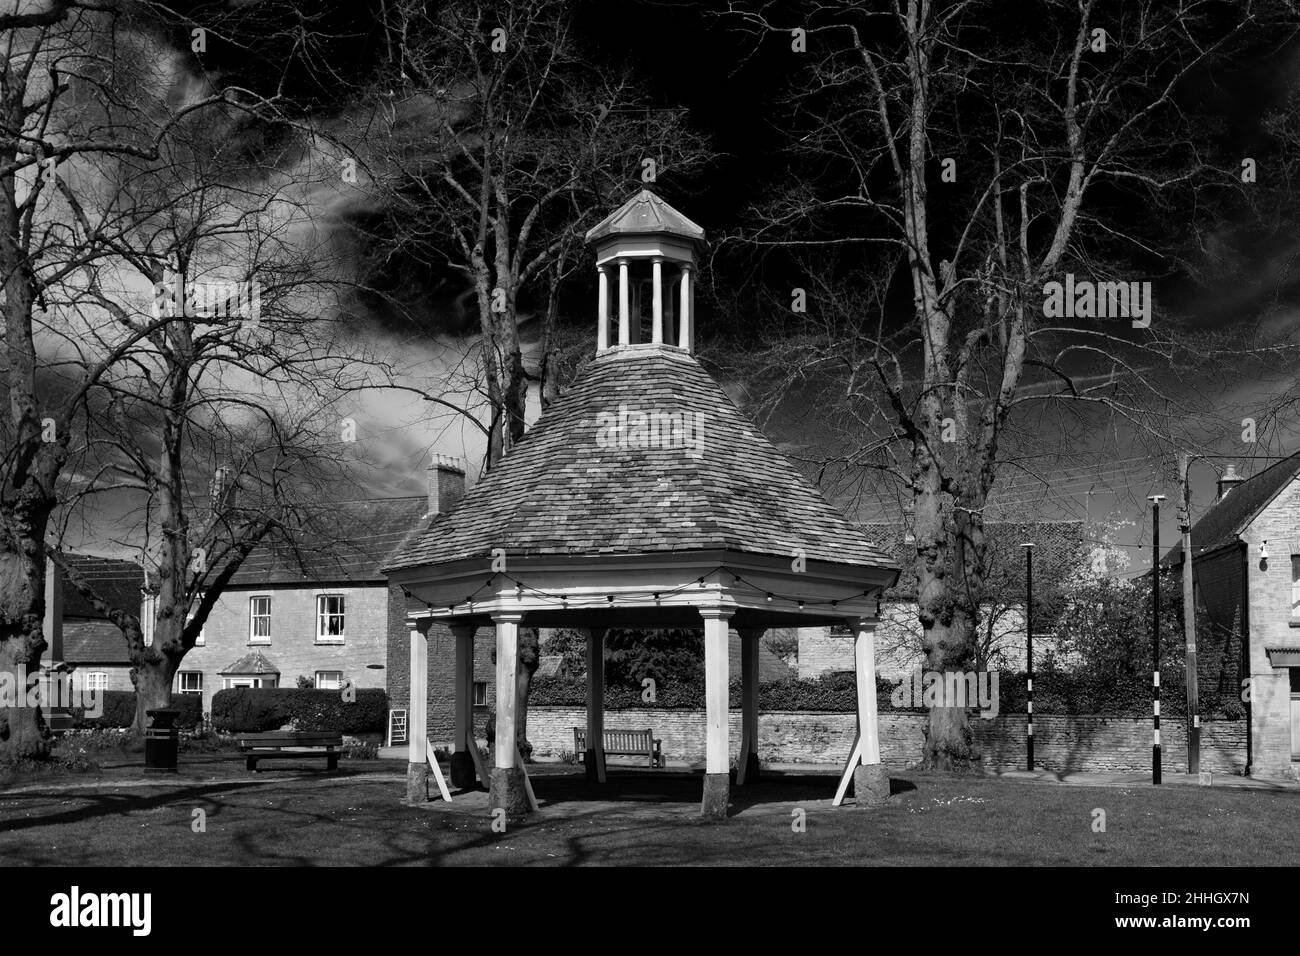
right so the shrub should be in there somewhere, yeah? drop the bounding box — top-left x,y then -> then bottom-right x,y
69,691 -> 202,730
210,687 -> 389,733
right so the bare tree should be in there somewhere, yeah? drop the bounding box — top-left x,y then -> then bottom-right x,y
723,0 -> 1298,768
0,1 -> 277,758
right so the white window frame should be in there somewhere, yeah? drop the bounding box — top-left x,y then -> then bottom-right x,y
85,672 -> 108,693
473,680 -> 488,707
316,593 -> 346,643
177,671 -> 203,695
249,594 -> 272,644
315,670 -> 343,690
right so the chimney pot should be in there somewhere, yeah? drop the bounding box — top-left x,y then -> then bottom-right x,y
1217,463 -> 1245,500
426,454 -> 466,517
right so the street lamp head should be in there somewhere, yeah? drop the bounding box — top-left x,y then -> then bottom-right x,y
1019,542 -> 1035,549
1147,494 -> 1167,503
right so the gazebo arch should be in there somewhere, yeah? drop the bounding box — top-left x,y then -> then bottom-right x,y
385,190 -> 900,819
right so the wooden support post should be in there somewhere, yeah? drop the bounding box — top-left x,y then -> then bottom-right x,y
585,627 -> 607,783
617,259 -> 630,346
700,608 -> 733,819
489,612 -> 531,816
597,266 -> 609,352
651,258 -> 664,344
426,740 -> 452,803
449,624 -> 479,789
832,733 -> 864,807
678,265 -> 691,350
836,617 -> 888,807
405,619 -> 432,803
737,627 -> 763,785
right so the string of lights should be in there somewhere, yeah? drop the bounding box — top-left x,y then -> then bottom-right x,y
399,563 -> 882,614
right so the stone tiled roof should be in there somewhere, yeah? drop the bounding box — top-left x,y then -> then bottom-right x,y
584,189 -> 705,244
230,496 -> 430,587
62,620 -> 132,664
388,347 -> 897,572
58,553 -> 143,620
1163,451 -> 1300,566
219,651 -> 280,675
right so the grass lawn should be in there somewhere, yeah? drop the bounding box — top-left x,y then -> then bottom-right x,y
0,755 -> 1296,866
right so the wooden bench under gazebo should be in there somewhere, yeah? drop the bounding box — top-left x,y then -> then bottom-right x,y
385,190 -> 899,819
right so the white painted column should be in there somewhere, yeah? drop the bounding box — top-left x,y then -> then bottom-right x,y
596,266 -> 609,352
651,258 -> 664,344
855,619 -> 881,765
493,612 -> 523,769
408,622 -> 428,766
678,264 -> 691,350
737,627 -> 762,784
451,625 -> 475,753
617,259 -> 630,346
702,609 -> 732,774
585,627 -> 607,783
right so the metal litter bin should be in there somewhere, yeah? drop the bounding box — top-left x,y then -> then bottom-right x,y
144,708 -> 180,772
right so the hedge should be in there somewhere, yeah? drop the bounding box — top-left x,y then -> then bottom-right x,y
70,691 -> 202,730
529,670 -> 1244,719
211,687 -> 389,733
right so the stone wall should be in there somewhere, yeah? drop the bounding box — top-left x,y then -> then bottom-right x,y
523,705 -> 1248,774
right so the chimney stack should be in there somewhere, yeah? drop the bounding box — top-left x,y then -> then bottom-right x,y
426,454 -> 466,518
210,466 -> 236,514
1217,463 -> 1245,500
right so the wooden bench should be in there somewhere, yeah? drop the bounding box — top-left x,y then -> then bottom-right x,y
573,727 -> 663,768
238,732 -> 343,772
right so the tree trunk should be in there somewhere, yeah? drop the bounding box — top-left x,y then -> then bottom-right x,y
513,627 -> 539,760
0,541 -> 50,760
130,655 -> 178,736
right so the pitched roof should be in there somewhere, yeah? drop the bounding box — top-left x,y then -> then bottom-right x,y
861,520 -> 1087,601
584,189 -> 705,244
388,347 -> 897,572
62,620 -> 131,664
58,553 -> 143,620
1164,451 -> 1300,565
229,496 -> 430,587
219,651 -> 280,675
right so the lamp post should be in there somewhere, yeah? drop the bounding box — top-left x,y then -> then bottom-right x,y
1021,542 -> 1035,772
1148,494 -> 1165,785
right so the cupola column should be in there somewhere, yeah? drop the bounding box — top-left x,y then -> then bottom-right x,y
596,265 -> 609,352
678,264 -> 692,351
651,257 -> 664,344
617,258 -> 630,346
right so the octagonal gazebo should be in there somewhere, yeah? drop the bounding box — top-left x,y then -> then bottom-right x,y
385,190 -> 899,819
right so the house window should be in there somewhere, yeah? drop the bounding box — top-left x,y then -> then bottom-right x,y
85,672 -> 107,693
223,676 -> 277,690
316,594 -> 345,642
473,681 -> 488,707
1292,556 -> 1300,619
177,671 -> 203,695
249,595 -> 272,644
315,670 -> 343,690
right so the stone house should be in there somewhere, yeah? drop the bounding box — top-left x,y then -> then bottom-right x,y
1165,454 -> 1300,779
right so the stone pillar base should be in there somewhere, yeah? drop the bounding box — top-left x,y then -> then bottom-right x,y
701,772 -> 730,819
490,766 -> 531,819
406,761 -> 428,804
741,752 -> 761,784
853,764 -> 890,806
449,750 -> 476,789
